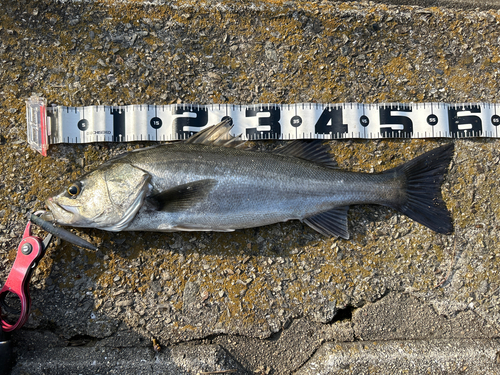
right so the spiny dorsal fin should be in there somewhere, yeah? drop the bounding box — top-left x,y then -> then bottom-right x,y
185,119 -> 245,148
147,179 -> 217,212
273,140 -> 338,169
303,206 -> 349,239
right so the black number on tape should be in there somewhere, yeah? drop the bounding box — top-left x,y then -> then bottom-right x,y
427,114 -> 438,126
150,117 -> 162,129
379,106 -> 413,137
448,105 -> 482,137
491,115 -> 500,126
221,116 -> 233,126
172,107 -> 208,139
291,115 -> 302,128
245,106 -> 281,139
360,115 -> 369,127
111,109 -> 126,141
315,107 -> 347,137
78,119 -> 89,131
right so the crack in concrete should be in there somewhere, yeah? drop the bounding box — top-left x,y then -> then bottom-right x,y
9,291 -> 500,374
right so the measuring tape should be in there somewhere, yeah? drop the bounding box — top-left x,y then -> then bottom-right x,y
26,96 -> 500,156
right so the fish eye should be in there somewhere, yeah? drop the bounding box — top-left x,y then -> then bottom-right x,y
67,183 -> 82,197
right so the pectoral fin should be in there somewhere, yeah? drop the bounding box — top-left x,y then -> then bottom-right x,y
147,179 -> 217,212
303,206 -> 350,239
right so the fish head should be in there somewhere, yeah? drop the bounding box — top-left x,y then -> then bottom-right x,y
44,162 -> 151,231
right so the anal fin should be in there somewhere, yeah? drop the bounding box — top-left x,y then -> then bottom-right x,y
303,206 -> 350,239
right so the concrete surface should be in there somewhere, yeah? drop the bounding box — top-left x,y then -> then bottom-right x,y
2,0 -> 500,374
297,339 -> 500,374
11,344 -> 247,375
368,0 -> 500,10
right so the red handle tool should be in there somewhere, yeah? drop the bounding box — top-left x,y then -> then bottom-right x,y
0,221 -> 52,332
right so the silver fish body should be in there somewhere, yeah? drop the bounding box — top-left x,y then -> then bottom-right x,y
44,121 -> 454,238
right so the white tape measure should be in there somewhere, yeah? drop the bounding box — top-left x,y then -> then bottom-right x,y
26,96 -> 500,156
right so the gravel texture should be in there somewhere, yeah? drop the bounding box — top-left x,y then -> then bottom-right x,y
1,0 -> 500,373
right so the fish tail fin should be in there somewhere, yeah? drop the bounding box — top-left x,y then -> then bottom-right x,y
385,143 -> 454,234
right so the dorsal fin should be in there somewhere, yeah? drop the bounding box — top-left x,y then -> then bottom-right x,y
185,119 -> 245,148
273,140 -> 338,169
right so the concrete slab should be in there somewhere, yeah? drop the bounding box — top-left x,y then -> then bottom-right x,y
297,339 -> 500,374
11,344 -> 248,375
352,292 -> 499,341
1,0 -> 500,374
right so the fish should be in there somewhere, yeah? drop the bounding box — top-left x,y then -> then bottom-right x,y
42,120 -> 454,239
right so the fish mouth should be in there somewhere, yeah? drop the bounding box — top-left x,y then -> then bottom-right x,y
44,198 -> 80,224
40,210 -> 55,222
